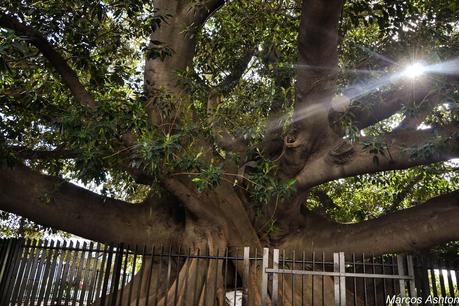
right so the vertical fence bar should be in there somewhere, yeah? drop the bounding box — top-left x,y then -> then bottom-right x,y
79,242 -> 95,305
25,239 -> 41,303
281,250 -> 285,305
381,255 -> 387,305
144,245 -> 154,306
291,250 -> 295,306
301,251 -> 305,306
164,246 -> 172,306
352,254 -> 357,306
17,239 -> 38,302
223,248 -> 228,306
174,247 -> 181,306
43,240 -> 61,303
243,246 -> 250,305
100,244 -> 114,306
153,245 -> 162,306
0,239 -> 22,305
94,244 -> 110,302
438,258 -> 447,298
339,252 -> 346,306
371,255 -> 377,306
333,252 -> 340,306
55,240 -> 73,303
414,255 -> 429,305
183,247 -> 192,306
110,243 -> 124,306
322,252 -> 325,306
29,240 -> 47,304
88,243 -> 104,303
446,259 -> 455,300
136,245 -> 147,306
397,255 -> 407,306
37,240 -> 55,305
0,238 -> 16,302
272,249 -> 279,306
212,248 -> 219,306
261,248 -> 269,306
0,239 -> 13,290
311,252 -> 315,306
233,248 -> 237,306
64,241 -> 79,305
71,242 -> 88,305
406,255 -> 416,300
429,257 -> 438,298
118,244 -> 130,306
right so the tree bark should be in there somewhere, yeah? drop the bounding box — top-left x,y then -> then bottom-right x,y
280,190 -> 459,254
0,164 -> 183,246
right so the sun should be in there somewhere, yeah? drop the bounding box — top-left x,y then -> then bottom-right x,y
402,62 -> 426,79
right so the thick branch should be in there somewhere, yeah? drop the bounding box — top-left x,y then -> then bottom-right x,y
329,79 -> 433,133
0,13 -> 97,109
295,124 -> 459,189
0,164 -> 183,245
280,190 -> 459,254
294,0 -> 343,120
144,0 -> 226,97
279,0 -> 344,177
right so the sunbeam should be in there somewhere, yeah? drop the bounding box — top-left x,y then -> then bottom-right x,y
263,55 -> 458,136
424,58 -> 459,75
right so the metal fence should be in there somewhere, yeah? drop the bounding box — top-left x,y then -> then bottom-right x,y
0,238 -> 458,305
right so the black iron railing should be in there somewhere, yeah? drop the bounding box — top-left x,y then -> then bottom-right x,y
0,238 -> 458,306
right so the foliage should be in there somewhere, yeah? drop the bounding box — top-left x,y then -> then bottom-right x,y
0,0 -> 459,245
307,163 -> 459,223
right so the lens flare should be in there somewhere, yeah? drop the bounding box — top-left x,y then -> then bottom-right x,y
402,63 -> 426,79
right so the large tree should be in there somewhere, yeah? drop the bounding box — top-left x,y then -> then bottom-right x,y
1,0 -> 459,304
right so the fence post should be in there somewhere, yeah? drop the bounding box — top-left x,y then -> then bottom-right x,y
272,249 -> 279,306
334,253 -> 340,306
397,255 -> 408,306
261,248 -> 269,306
243,247 -> 250,305
339,252 -> 346,306
333,252 -> 346,306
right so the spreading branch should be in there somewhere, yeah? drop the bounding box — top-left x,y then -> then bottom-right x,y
278,0 -> 344,177
294,0 -> 343,120
295,124 -> 459,189
329,79 -> 434,133
280,190 -> 459,254
0,164 -> 183,245
0,13 -> 97,109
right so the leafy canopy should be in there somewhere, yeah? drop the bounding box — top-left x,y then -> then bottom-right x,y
1,0 -> 459,238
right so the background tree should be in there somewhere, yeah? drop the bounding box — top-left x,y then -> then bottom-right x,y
1,0 -> 459,304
